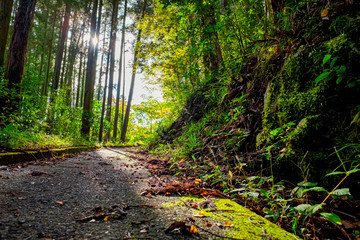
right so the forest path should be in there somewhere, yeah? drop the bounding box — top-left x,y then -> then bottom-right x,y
0,148 -> 297,240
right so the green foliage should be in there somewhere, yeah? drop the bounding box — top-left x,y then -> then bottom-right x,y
315,54 -> 346,84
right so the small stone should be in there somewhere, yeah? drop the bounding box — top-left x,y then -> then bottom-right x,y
0,166 -> 7,170
18,218 -> 26,224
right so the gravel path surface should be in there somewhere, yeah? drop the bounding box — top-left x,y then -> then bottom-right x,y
0,147 -> 203,240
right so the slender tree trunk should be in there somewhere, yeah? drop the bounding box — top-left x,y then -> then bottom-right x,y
201,5 -> 223,77
0,0 -> 13,67
99,50 -> 110,142
113,0 -> 127,140
80,46 -> 87,108
66,12 -> 81,106
60,33 -> 68,89
3,0 -> 36,114
81,0 -> 98,138
41,12 -> 56,97
105,0 -> 119,142
76,51 -> 83,107
92,0 -> 102,98
120,0 -> 147,142
121,47 -> 126,126
97,19 -> 107,101
76,26 -> 85,108
38,11 -> 48,80
52,3 -> 70,96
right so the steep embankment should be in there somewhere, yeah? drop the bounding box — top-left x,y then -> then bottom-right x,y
153,4 -> 360,195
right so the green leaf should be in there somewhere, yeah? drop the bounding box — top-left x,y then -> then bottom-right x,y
338,65 -> 346,73
346,168 -> 360,175
330,57 -> 338,68
260,189 -> 269,198
326,171 -> 346,176
309,204 -> 323,215
297,181 -> 318,187
302,187 -> 327,194
323,54 -> 332,65
331,188 -> 351,196
315,72 -> 331,83
351,112 -> 360,125
320,212 -> 342,225
336,76 -> 343,84
294,204 -> 311,212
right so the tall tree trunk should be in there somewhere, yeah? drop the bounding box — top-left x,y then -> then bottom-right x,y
38,11 -> 48,80
80,45 -> 87,108
76,24 -> 85,108
0,0 -> 13,67
99,50 -> 110,142
92,0 -> 102,97
201,4 -> 223,78
66,12 -> 81,106
113,0 -> 127,140
104,0 -> 119,142
81,0 -> 98,138
76,51 -> 83,107
3,0 -> 36,114
120,0 -> 147,142
60,33 -> 68,89
41,11 -> 56,97
97,18 -> 107,101
121,47 -> 125,126
52,3 -> 70,96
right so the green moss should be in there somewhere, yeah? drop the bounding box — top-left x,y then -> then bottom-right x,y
179,196 -> 298,239
260,33 -> 360,186
0,152 -> 23,156
161,201 -> 178,208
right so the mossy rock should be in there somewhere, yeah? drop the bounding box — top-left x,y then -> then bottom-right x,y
177,196 -> 299,239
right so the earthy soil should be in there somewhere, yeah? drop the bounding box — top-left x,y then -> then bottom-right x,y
0,147 -> 297,240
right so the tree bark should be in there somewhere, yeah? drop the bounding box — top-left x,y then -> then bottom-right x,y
52,3 -> 70,95
120,0 -> 147,142
66,12 -> 81,106
76,24 -> 85,108
99,50 -> 110,142
92,0 -> 102,98
81,0 -> 98,138
97,18 -> 107,101
201,4 -> 223,78
113,0 -> 127,140
4,0 -> 36,111
0,0 -> 13,67
104,0 -> 119,142
41,11 -> 56,97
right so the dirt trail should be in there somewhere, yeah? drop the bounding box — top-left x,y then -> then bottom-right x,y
0,147 -> 297,240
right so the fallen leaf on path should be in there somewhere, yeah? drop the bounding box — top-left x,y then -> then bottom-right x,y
193,211 -> 205,218
224,221 -> 233,227
190,225 -> 198,234
104,216 -> 109,221
205,222 -> 212,227
56,201 -> 64,206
